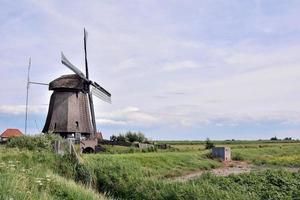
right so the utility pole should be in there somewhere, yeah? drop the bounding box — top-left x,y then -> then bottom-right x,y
25,58 -> 31,135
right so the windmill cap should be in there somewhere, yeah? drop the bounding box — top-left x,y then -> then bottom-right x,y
49,74 -> 86,91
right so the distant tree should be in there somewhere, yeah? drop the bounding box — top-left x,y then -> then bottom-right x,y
205,138 -> 215,149
270,136 -> 278,141
111,131 -> 149,143
137,132 -> 146,143
284,137 -> 292,141
116,134 -> 126,142
125,131 -> 139,143
110,135 -> 117,142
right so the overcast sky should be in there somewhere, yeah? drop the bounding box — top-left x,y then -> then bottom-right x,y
1,0 -> 300,140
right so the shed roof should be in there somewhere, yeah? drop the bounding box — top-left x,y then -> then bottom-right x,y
1,129 -> 23,138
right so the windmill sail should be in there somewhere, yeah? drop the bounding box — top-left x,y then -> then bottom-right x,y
84,28 -> 89,79
61,52 -> 89,82
92,82 -> 111,97
91,85 -> 111,103
83,28 -> 96,138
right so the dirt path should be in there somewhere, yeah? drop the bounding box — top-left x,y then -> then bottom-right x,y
172,161 -> 299,182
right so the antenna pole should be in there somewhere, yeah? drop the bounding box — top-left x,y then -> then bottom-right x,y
25,58 -> 31,135
84,28 -> 89,79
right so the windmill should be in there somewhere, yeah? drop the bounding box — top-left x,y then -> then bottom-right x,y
42,29 -> 111,139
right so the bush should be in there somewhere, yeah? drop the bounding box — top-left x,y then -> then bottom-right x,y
110,131 -> 149,143
110,135 -> 117,142
125,131 -> 139,143
6,134 -> 61,151
270,136 -> 278,141
205,138 -> 215,149
136,132 -> 146,143
117,134 -> 126,142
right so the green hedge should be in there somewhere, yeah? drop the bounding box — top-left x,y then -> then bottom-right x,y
6,134 -> 61,151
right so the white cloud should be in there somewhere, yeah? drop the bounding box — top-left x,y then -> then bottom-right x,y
162,60 -> 199,72
96,106 -> 158,126
0,105 -> 47,115
96,119 -> 127,126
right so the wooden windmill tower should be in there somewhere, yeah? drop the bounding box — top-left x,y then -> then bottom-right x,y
42,29 -> 111,139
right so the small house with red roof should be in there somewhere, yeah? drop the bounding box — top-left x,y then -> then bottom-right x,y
0,128 -> 24,143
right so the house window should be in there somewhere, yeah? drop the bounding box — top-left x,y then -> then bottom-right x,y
76,121 -> 79,128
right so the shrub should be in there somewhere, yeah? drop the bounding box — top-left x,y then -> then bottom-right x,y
270,136 -> 278,141
125,131 -> 139,143
111,131 -> 149,143
110,135 -> 117,142
116,134 -> 126,142
137,132 -> 146,143
6,134 -> 61,151
205,138 -> 215,149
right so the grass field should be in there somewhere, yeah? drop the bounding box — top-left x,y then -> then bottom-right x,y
0,147 -> 108,200
83,141 -> 300,200
2,136 -> 300,200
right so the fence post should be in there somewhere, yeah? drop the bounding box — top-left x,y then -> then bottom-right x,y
54,140 -> 60,154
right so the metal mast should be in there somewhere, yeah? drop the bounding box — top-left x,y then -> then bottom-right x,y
24,58 -> 48,135
25,58 -> 31,135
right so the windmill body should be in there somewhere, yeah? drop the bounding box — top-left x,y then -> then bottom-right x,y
42,74 -> 93,138
42,29 -> 111,140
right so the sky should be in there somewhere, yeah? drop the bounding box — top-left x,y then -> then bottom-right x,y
1,0 -> 300,140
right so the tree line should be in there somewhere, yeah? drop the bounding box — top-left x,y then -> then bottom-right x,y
110,131 -> 150,143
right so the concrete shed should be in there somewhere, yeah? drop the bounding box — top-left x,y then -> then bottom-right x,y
212,147 -> 231,161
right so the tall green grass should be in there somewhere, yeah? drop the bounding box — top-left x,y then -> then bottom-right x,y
85,151 -> 220,178
0,146 -> 108,200
83,143 -> 300,200
84,152 -> 232,199
191,170 -> 300,200
232,144 -> 300,166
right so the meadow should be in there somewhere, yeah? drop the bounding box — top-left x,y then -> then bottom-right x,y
1,136 -> 300,200
0,135 -> 108,200
83,141 -> 300,200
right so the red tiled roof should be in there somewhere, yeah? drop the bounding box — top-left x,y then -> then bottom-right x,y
1,129 -> 23,138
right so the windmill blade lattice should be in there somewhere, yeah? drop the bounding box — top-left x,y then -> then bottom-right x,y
91,85 -> 111,103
